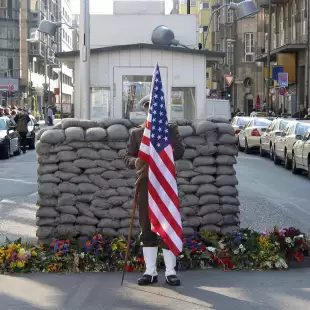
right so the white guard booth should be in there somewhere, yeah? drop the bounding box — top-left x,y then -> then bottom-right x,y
57,44 -> 224,122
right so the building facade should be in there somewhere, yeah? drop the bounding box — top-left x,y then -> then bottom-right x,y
255,0 -> 308,115
0,0 -> 74,116
179,0 -> 213,91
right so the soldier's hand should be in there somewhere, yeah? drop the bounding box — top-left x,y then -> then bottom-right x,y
135,158 -> 147,170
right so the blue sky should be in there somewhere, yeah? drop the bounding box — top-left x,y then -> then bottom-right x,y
71,0 -> 172,14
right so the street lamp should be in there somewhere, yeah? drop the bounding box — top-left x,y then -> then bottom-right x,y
203,0 -> 259,48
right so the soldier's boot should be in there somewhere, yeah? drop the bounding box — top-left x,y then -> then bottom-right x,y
138,247 -> 158,286
163,249 -> 181,286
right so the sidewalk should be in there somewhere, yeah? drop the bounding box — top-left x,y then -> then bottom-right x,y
38,119 -> 61,128
1,269 -> 310,310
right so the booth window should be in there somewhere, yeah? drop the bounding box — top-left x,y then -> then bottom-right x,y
171,87 -> 196,121
122,75 -> 152,119
91,87 -> 110,120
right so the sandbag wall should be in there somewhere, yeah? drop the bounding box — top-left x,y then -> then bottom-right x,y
36,118 -> 240,242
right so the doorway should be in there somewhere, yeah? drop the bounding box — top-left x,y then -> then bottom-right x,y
245,93 -> 254,115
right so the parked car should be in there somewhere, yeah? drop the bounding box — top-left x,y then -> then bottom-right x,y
259,118 -> 294,159
291,130 -> 310,178
27,115 -> 40,149
230,116 -> 251,136
0,116 -> 21,159
238,117 -> 271,153
274,120 -> 310,168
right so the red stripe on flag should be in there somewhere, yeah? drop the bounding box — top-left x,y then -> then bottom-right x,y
148,207 -> 181,256
138,150 -> 149,164
148,181 -> 182,237
159,149 -> 177,180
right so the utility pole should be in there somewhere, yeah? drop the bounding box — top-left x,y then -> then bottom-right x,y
187,0 -> 190,14
79,0 -> 91,119
44,41 -> 48,124
266,0 -> 272,112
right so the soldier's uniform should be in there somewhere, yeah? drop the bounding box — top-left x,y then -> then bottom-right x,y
123,95 -> 185,286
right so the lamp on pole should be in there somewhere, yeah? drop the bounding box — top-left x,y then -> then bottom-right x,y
203,0 -> 259,48
266,0 -> 272,113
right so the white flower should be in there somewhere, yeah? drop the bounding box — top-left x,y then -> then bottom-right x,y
233,249 -> 239,254
206,246 -> 216,253
294,234 -> 304,239
285,237 -> 292,244
278,258 -> 288,269
264,261 -> 272,268
275,261 -> 281,269
19,248 -> 26,254
80,252 -> 85,259
239,244 -> 244,249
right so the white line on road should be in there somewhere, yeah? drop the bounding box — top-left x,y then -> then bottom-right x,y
237,156 -> 263,160
0,178 -> 36,185
29,192 -> 38,197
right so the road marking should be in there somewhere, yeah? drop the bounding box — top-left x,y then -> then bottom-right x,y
237,156 -> 263,160
0,178 -> 36,185
29,192 -> 38,197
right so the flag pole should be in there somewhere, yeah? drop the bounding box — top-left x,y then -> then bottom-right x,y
121,175 -> 142,286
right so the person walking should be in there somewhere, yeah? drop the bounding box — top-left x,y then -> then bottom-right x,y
123,95 -> 185,287
47,106 -> 54,126
293,104 -> 307,119
14,107 -> 30,153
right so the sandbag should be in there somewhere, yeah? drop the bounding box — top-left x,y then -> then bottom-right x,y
202,213 -> 223,225
36,141 -> 52,155
53,145 -> 74,153
101,170 -> 123,179
181,206 -> 196,216
76,194 -> 93,203
126,178 -> 136,187
36,217 -> 58,227
108,196 -> 129,206
100,118 -> 133,128
98,218 -> 120,229
183,148 -> 199,159
199,195 -> 220,205
60,214 -> 76,224
205,131 -> 219,144
76,202 -> 95,218
196,144 -> 217,156
183,227 -> 195,236
38,183 -> 60,197
215,175 -> 238,187
177,170 -> 200,178
177,178 -> 190,185
122,199 -> 134,209
218,133 -> 238,145
186,216 -> 202,227
118,169 -> 136,178
37,196 -> 57,207
190,175 -> 215,185
84,167 -> 107,175
103,228 -> 120,236
85,127 -> 107,141
76,225 -> 96,236
175,159 -> 194,172
65,127 -> 85,142
61,118 -> 83,129
221,204 -> 240,214
73,158 -> 96,169
76,216 -> 99,226
178,184 -> 199,194
57,151 -> 78,162
200,225 -> 221,234
55,171 -> 78,181
67,141 -> 89,149
58,193 -> 77,206
194,165 -> 216,175
94,159 -> 115,169
38,174 -> 61,184
217,123 -> 235,135
36,227 -> 54,239
221,225 -> 239,234
56,205 -> 79,215
120,219 -> 139,228
196,184 -> 218,196
77,148 -> 100,160
58,182 -> 80,195
205,116 -> 230,124
192,121 -> 217,135
108,141 -> 127,150
178,125 -> 194,138
76,120 -> 99,129
78,183 -> 99,193
88,175 -> 109,189
180,194 -> 199,208
216,166 -> 236,175
54,224 -> 79,238
197,204 -> 220,216
216,155 -> 237,165
219,196 -> 240,206
108,179 -> 128,188
98,149 -> 118,160
110,159 -> 127,170
118,149 -> 126,159
53,122 -> 62,129
58,162 -> 81,174
88,141 -> 110,150
107,124 -> 129,141
89,207 -> 110,218
109,207 -> 129,219
217,145 -> 238,156
38,164 -> 58,175
117,187 -> 133,197
95,189 -> 118,198
36,128 -> 49,141
36,207 -> 59,218
38,154 -> 59,164
40,129 -> 65,144
70,175 -> 91,184
222,214 -> 240,225
193,156 -> 216,167
91,199 -> 112,209
183,136 -> 205,148
218,186 -> 238,197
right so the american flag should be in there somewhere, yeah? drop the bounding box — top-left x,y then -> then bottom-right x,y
138,64 -> 183,256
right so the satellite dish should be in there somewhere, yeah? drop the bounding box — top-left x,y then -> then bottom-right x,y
151,25 -> 179,46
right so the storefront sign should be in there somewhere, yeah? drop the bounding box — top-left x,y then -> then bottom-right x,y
278,72 -> 288,87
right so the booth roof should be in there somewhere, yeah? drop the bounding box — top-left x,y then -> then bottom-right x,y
55,43 -> 226,59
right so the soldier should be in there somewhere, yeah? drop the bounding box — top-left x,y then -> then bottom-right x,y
123,95 -> 185,286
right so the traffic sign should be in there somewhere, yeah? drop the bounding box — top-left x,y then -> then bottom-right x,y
8,84 -> 14,91
279,87 -> 286,96
278,72 -> 288,87
224,75 -> 234,87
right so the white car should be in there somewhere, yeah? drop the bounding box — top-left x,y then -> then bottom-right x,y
259,118 -> 294,159
291,131 -> 310,178
238,117 -> 271,153
274,120 -> 310,168
230,116 -> 251,136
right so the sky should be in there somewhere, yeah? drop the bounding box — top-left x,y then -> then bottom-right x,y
71,0 -> 172,14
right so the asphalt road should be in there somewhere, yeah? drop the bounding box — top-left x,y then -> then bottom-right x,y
0,149 -> 310,309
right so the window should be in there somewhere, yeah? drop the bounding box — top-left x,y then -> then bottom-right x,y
200,2 -> 209,9
279,7 -> 284,45
244,33 -> 254,62
227,9 -> 233,23
291,2 -> 296,41
216,43 -> 221,51
214,13 -> 220,31
171,87 -> 195,121
206,71 -> 210,79
226,42 -> 234,66
190,0 -> 196,6
301,0 -> 306,36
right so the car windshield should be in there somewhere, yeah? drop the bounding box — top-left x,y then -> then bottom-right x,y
254,119 -> 271,127
237,118 -> 250,126
296,124 -> 310,136
0,119 -> 6,130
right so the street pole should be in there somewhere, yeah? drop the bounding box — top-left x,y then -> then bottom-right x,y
60,63 -> 63,119
44,42 -> 48,124
79,0 -> 91,119
187,0 -> 190,14
266,0 -> 272,113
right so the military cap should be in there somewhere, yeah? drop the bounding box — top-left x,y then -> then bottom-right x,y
138,95 -> 150,109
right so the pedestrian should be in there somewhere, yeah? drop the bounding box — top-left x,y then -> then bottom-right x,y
123,95 -> 185,287
250,108 -> 257,117
10,109 -> 17,123
4,107 -> 10,116
14,107 -> 30,153
0,107 -> 3,117
293,104 -> 307,119
304,108 -> 310,119
47,106 -> 54,126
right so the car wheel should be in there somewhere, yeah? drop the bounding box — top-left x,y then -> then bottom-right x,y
28,136 -> 35,150
259,143 -> 265,157
238,139 -> 244,152
292,154 -> 300,175
14,139 -> 21,156
269,145 -> 274,160
284,151 -> 291,170
2,143 -> 10,159
244,140 -> 251,154
273,149 -> 281,165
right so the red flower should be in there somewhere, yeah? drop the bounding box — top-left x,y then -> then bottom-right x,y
191,249 -> 197,254
201,246 -> 206,252
125,265 -> 134,272
292,252 -> 303,262
66,239 -> 70,243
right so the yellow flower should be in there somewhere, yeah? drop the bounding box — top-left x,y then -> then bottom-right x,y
31,251 -> 37,257
17,261 -> 25,268
10,262 -> 16,268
